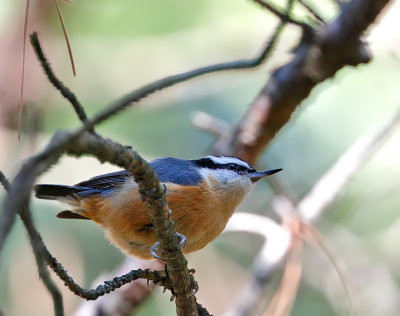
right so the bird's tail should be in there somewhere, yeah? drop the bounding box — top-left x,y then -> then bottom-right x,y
34,184 -> 83,200
34,184 -> 91,220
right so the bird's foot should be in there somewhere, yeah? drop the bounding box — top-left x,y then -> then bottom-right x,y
150,232 -> 187,262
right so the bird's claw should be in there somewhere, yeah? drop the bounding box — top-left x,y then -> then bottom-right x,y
186,280 -> 199,297
150,232 -> 187,262
150,241 -> 165,262
176,232 -> 186,249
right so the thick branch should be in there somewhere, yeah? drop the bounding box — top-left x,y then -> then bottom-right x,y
213,0 -> 392,163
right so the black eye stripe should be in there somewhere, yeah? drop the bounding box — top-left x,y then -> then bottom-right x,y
193,157 -> 255,173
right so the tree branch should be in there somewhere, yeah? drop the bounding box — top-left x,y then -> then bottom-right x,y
298,107 -> 400,221
73,258 -> 164,315
29,32 -> 89,127
0,129 -> 199,315
0,173 -> 64,316
297,0 -> 326,23
225,107 -> 400,316
0,14 -> 290,255
66,132 -> 199,315
251,0 -> 308,28
213,0 -> 392,163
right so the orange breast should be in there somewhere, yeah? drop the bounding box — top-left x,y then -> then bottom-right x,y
78,180 -> 240,259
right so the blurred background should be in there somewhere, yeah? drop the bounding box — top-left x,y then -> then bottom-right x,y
0,0 -> 399,315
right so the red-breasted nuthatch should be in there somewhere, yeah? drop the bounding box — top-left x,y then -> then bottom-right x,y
34,156 -> 281,259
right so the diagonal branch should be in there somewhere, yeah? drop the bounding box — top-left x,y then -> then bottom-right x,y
225,107 -> 400,316
297,0 -> 326,23
0,129 -> 199,315
251,0 -> 308,27
213,0 -> 392,163
66,132 -> 199,315
23,213 -> 169,301
298,107 -> 400,220
29,33 -> 88,127
0,173 -> 64,316
0,17 -> 290,253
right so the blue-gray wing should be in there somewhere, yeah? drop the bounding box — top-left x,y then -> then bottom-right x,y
35,158 -> 203,200
75,157 -> 202,192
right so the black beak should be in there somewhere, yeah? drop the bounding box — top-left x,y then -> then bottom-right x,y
249,168 -> 282,182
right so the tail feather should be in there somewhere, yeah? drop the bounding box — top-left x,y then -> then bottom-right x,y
57,210 -> 90,220
34,184 -> 94,221
34,184 -> 85,200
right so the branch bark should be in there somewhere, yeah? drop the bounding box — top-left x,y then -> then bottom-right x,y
213,0 -> 392,163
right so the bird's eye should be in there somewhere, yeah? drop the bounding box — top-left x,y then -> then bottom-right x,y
227,163 -> 237,171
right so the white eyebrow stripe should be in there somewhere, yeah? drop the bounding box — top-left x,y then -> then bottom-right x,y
205,156 -> 251,169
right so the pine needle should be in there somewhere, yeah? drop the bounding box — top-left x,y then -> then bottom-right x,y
55,0 -> 76,76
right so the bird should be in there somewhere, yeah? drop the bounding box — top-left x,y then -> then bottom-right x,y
34,156 -> 282,259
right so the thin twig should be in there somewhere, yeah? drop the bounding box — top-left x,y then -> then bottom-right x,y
19,205 -> 65,316
299,107 -> 400,220
191,111 -> 230,137
75,19 -> 288,133
29,14 -> 288,136
0,171 -> 10,192
0,173 -> 64,316
74,257 -> 163,315
18,0 -> 30,141
29,33 -> 88,127
0,128 -> 199,314
213,0 -> 390,162
25,220 -> 168,300
251,0 -> 308,28
297,0 -> 326,23
225,107 -> 400,316
55,0 -> 76,76
224,213 -> 292,316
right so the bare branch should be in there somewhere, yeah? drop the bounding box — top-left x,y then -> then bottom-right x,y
0,127 -> 199,314
74,258 -> 163,315
18,0 -> 30,141
29,32 -> 87,126
224,213 -> 292,316
80,19 -> 288,133
0,173 -> 64,316
299,107 -> 400,221
19,205 -> 65,316
66,132 -> 199,315
297,0 -> 326,23
1,17 -> 289,255
0,171 -> 10,192
197,303 -> 213,316
213,0 -> 391,163
251,0 -> 308,28
55,0 -> 76,76
191,111 -> 230,138
225,106 -> 400,316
